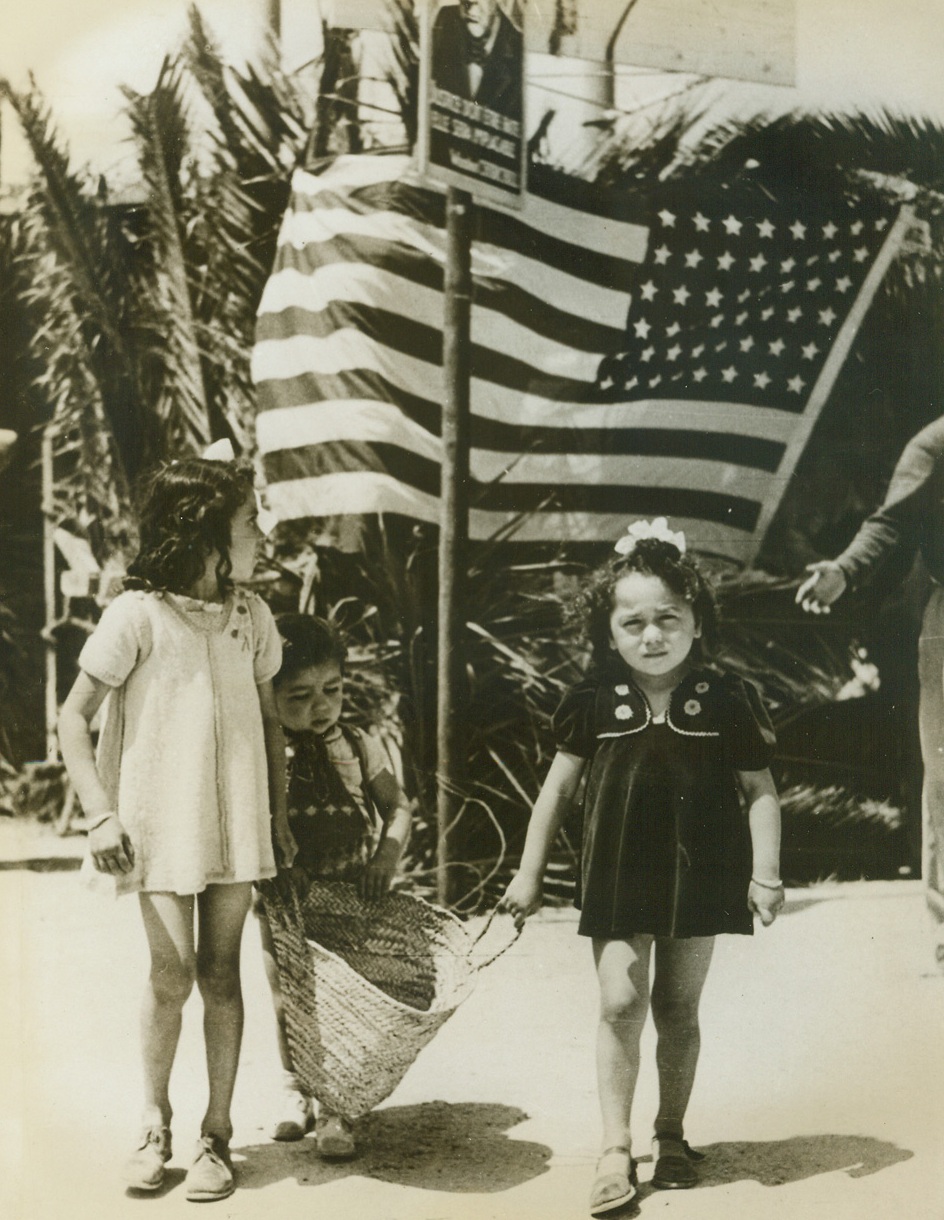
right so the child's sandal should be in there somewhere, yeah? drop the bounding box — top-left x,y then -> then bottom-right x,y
589,1145 -> 638,1215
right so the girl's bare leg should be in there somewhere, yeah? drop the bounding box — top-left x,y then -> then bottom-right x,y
650,935 -> 715,1139
592,935 -> 653,1153
196,882 -> 252,1140
138,892 -> 197,1128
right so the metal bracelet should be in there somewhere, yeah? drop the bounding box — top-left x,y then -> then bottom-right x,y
86,812 -> 117,833
751,876 -> 784,891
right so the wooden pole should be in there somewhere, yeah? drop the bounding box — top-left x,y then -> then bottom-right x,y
41,427 -> 58,761
436,186 -> 473,907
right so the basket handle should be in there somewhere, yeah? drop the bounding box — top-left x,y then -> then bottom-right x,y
257,874 -> 306,931
469,905 -> 522,970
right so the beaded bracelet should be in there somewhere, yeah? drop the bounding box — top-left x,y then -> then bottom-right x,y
751,876 -> 784,891
86,812 -> 117,833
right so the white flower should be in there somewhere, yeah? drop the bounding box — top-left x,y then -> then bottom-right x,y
615,704 -> 633,720
615,684 -> 630,696
695,681 -> 709,694
684,699 -> 702,716
614,516 -> 687,556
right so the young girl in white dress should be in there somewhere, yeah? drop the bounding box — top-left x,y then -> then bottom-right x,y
58,456 -> 295,1203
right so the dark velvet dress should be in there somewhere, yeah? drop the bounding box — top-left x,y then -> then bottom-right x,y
554,663 -> 776,940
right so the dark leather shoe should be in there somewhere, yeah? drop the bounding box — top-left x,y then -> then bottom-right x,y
652,1137 -> 698,1189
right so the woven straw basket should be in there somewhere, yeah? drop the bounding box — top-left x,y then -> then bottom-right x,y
257,878 -> 518,1120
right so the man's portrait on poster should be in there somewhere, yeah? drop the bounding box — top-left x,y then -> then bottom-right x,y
431,0 -> 522,121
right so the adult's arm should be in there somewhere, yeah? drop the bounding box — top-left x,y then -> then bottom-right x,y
797,416 -> 944,611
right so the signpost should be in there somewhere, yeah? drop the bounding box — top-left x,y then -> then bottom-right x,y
436,186 -> 473,906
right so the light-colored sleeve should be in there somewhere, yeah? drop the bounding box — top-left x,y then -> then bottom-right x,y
249,593 -> 282,684
77,592 -> 151,687
356,728 -> 393,782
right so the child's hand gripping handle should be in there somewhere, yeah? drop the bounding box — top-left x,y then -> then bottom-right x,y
498,872 -> 543,930
748,877 -> 785,926
469,905 -> 522,970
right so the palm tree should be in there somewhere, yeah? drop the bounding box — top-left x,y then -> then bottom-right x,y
0,6 -> 321,563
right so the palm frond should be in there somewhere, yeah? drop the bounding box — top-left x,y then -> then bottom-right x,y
0,80 -> 132,363
123,60 -> 211,451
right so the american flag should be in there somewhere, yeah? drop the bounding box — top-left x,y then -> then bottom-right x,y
252,154 -> 909,563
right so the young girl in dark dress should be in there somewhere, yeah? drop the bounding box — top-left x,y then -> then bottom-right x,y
501,519 -> 783,1215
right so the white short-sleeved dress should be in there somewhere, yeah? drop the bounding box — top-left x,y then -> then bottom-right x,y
78,587 -> 282,897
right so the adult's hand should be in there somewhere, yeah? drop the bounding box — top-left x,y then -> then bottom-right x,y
796,561 -> 847,614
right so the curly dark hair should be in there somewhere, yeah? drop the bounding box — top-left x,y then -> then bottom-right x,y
274,614 -> 347,687
570,537 -> 719,669
124,458 -> 255,598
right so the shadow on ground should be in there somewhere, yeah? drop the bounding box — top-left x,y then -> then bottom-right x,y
781,895 -> 829,916
634,1134 -> 912,1191
0,856 -> 81,872
125,1166 -> 187,1199
235,1101 -> 551,1193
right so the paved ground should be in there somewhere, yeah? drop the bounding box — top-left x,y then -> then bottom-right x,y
1,817 -> 943,1220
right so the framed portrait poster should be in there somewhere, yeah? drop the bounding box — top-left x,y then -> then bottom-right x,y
418,0 -> 527,205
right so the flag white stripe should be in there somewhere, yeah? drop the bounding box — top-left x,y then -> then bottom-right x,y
280,205 -> 444,259
258,249 -> 630,333
257,396 -> 798,454
293,156 -> 414,196
470,452 -> 776,499
276,202 -> 636,323
266,470 -> 438,525
258,399 -> 439,461
472,250 -> 630,328
252,330 -> 435,387
255,400 -> 775,496
517,192 -> 649,262
290,160 -> 650,263
263,471 -> 756,559
255,264 -> 610,379
497,396 -> 798,443
252,332 -> 799,451
474,512 -> 755,559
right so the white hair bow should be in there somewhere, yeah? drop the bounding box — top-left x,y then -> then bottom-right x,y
202,439 -> 279,536
614,517 -> 686,556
